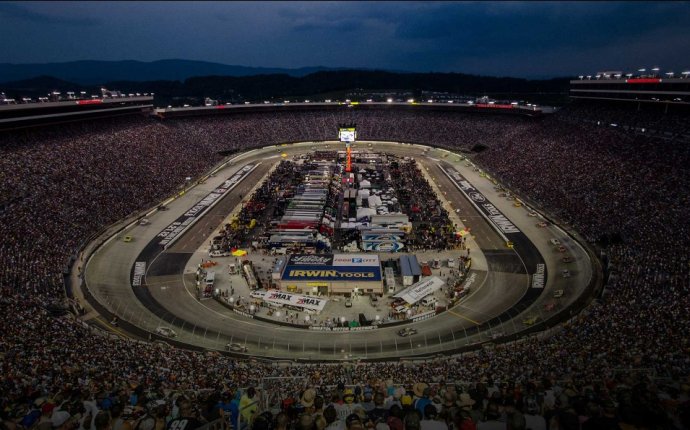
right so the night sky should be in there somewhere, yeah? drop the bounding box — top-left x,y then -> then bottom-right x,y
1,1 -> 689,78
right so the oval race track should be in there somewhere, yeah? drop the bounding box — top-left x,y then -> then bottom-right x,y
83,141 -> 597,361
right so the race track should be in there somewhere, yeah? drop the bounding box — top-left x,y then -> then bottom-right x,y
83,142 -> 595,360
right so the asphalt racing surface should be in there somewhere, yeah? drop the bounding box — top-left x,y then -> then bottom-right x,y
85,142 -> 593,360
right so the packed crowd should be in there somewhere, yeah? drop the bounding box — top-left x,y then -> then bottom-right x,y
1,107 -> 689,429
557,101 -> 690,142
389,159 -> 460,252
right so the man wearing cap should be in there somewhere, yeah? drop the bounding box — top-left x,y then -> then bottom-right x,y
361,389 -> 375,413
457,393 -> 480,429
336,389 -> 361,421
412,384 -> 431,416
345,414 -> 365,430
300,389 -> 316,414
216,392 -> 233,430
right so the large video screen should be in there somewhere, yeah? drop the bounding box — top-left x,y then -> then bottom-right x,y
339,127 -> 356,143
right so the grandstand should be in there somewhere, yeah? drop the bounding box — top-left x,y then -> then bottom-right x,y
0,96 -> 688,430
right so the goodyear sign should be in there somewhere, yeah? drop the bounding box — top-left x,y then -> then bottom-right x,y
362,241 -> 405,252
282,265 -> 382,281
362,233 -> 404,241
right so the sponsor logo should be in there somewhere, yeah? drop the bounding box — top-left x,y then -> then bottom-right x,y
132,262 -> 146,286
288,270 -> 376,278
462,272 -> 477,290
363,242 -> 404,252
482,203 -> 521,234
233,308 -> 254,319
290,255 -> 332,265
459,180 -> 473,191
268,292 -> 293,301
296,297 -> 322,306
446,167 -> 521,235
470,192 -> 486,202
532,264 -> 545,289
332,256 -> 379,265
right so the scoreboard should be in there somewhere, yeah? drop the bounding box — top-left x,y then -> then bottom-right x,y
339,127 -> 356,143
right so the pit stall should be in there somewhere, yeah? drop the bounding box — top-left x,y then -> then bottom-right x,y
277,253 -> 383,296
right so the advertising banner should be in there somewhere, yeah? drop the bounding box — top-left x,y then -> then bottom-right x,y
443,167 -> 521,237
332,254 -> 380,266
362,241 -> 405,252
263,289 -> 328,312
282,265 -> 382,281
287,254 -> 334,266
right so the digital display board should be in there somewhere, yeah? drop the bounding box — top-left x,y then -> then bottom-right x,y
339,127 -> 356,143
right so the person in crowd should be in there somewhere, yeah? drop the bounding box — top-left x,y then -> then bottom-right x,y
167,400 -> 204,430
419,405 -> 446,430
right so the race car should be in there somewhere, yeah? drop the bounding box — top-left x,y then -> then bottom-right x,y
225,343 -> 248,353
536,221 -> 548,227
522,316 -> 539,326
398,327 -> 418,337
562,256 -> 573,263
155,327 -> 177,338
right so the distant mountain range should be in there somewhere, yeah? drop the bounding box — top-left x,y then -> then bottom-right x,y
0,64 -> 572,106
0,59 -> 349,85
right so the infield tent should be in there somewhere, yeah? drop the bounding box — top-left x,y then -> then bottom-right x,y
393,276 -> 445,305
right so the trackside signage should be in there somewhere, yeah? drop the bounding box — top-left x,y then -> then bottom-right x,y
132,262 -> 146,287
157,165 -> 254,246
443,167 -> 521,235
263,289 -> 328,312
532,264 -> 546,289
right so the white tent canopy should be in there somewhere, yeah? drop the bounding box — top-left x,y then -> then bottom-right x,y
357,207 -> 376,220
393,276 -> 445,305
